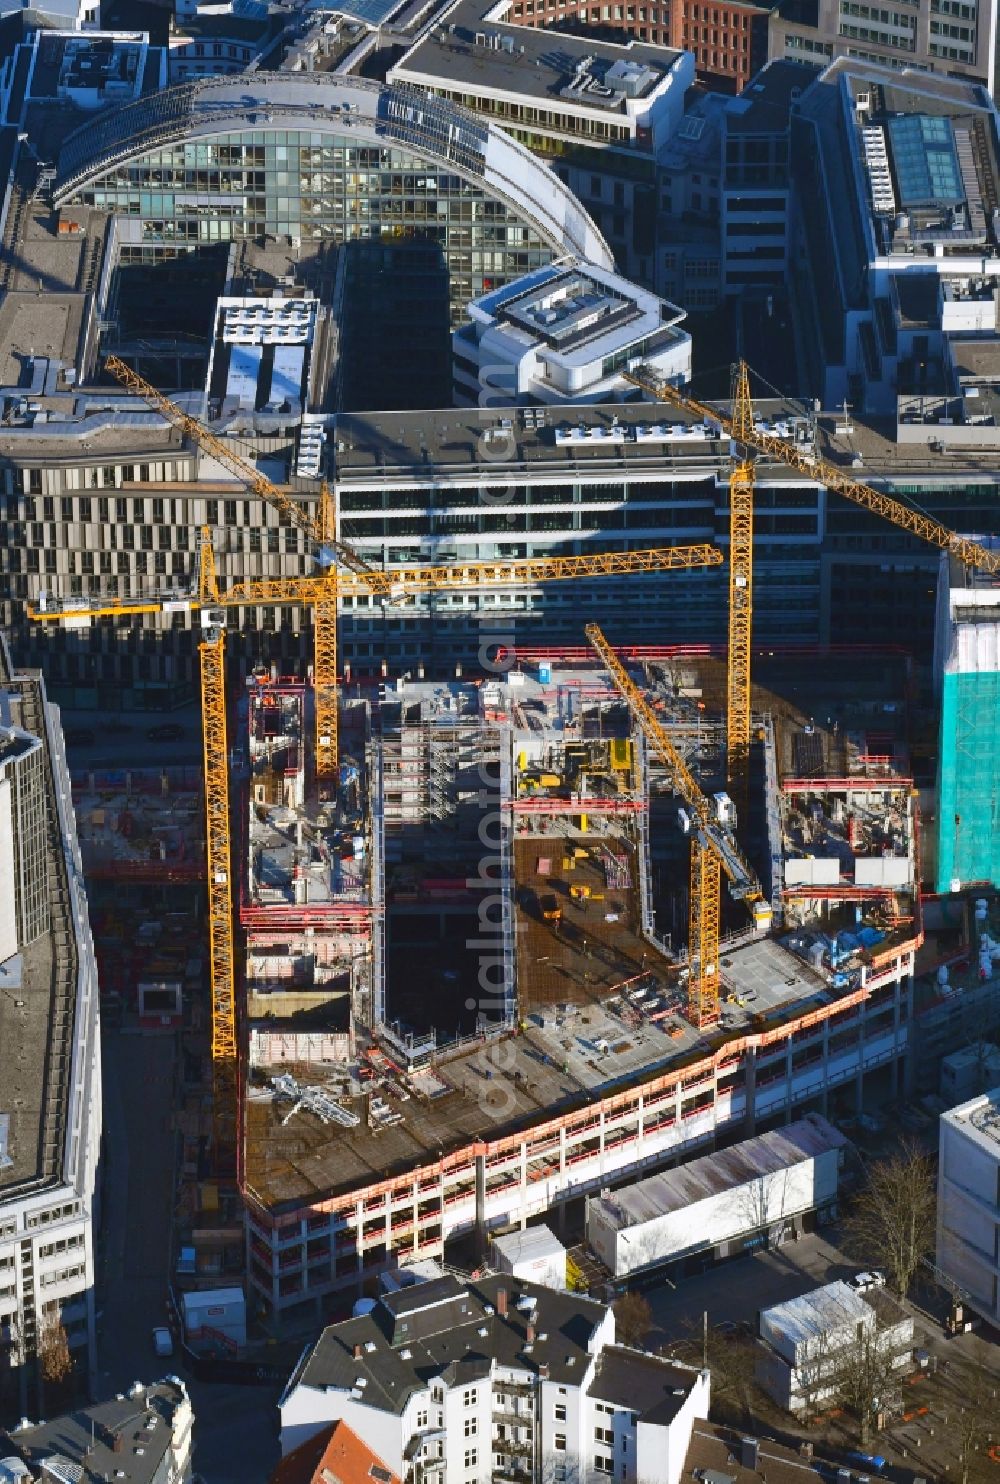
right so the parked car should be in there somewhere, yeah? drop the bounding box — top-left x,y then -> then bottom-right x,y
146,722 -> 184,742
846,1452 -> 887,1473
152,1326 -> 174,1358
64,728 -> 95,746
848,1270 -> 886,1293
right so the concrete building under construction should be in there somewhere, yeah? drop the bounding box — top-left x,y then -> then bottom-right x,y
238,658 -> 921,1329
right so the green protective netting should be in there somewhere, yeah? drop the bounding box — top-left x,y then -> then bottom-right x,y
936,669 -> 1000,892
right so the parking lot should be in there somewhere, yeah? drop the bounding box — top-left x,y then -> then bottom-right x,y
628,1228 -> 1000,1483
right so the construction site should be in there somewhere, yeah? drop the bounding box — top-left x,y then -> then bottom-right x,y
29,349 -> 999,1331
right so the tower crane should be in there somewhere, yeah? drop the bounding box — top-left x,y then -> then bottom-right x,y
105,353 -> 372,784
585,622 -> 771,1028
625,358 -> 1000,796
33,537 -> 724,1163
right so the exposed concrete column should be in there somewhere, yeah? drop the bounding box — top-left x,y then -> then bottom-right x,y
744,1046 -> 757,1136
856,993 -> 867,1111
475,1151 -> 487,1261
902,975 -> 917,1097
820,1021 -> 831,1117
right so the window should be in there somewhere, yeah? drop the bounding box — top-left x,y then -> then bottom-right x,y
464,1449 -> 478,1470
464,1418 -> 478,1437
463,1388 -> 478,1407
594,1456 -> 614,1475
554,1403 -> 567,1421
554,1435 -> 567,1452
416,1409 -> 428,1428
595,1427 -> 614,1444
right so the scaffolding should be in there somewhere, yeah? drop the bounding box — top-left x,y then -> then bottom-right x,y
937,667 -> 1000,892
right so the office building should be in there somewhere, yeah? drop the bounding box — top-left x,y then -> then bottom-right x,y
278,1272 -> 711,1484
586,1115 -> 846,1279
937,1087 -> 1000,1326
657,57 -> 806,302
423,0 -> 774,94
0,635 -> 102,1394
933,547 -> 1000,894
2,1377 -> 194,1483
452,259 -> 691,405
389,0 -> 692,283
769,0 -> 1000,94
789,58 -> 1000,419
7,392 -> 1000,701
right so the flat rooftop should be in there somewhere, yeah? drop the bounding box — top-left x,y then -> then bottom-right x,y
593,1114 -> 846,1229
0,650 -> 81,1200
243,931 -> 838,1205
329,397 -> 1000,485
392,0 -> 683,109
943,1086 -> 1000,1149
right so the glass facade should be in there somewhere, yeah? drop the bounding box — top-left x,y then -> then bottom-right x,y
70,129 -> 555,319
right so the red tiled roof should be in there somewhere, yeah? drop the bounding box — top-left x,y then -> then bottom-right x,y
269,1419 -> 401,1484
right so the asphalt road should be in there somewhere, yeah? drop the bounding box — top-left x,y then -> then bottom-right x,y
644,1230 -> 859,1348
97,1028 -> 280,1482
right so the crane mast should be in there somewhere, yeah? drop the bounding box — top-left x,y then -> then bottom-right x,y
104,356 -> 372,785
585,622 -> 770,1028
196,532 -> 237,1163
728,360 -> 755,803
35,527 -> 723,1154
623,360 -> 1000,575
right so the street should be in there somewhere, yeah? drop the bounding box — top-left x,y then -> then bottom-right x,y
97,1027 -> 280,1482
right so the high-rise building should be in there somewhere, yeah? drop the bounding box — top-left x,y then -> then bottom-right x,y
933,546 -> 1000,894
0,634 -> 102,1396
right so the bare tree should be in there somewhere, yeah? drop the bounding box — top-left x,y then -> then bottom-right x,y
38,1320 -> 73,1386
834,1320 -> 898,1447
944,1343 -> 999,1484
673,1318 -> 762,1426
613,1291 -> 653,1347
842,1138 -> 936,1298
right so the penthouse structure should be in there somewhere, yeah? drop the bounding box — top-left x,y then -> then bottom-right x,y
453,259 -> 691,406
0,635 -> 102,1395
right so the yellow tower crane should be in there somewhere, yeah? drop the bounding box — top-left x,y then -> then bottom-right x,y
585,622 -> 771,1028
34,538 -> 724,1158
625,358 -> 1000,793
104,354 -> 371,784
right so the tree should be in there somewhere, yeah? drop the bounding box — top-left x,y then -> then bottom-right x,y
38,1320 -> 73,1386
842,1137 -> 936,1298
672,1318 -> 763,1426
613,1291 -> 652,1347
834,1320 -> 899,1447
